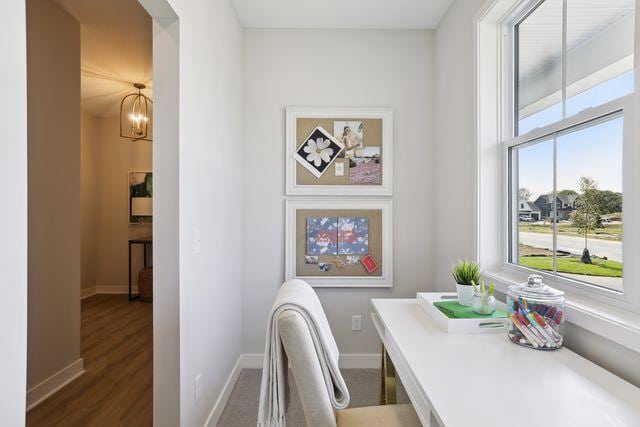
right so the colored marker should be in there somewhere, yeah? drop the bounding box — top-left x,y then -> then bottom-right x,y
553,311 -> 563,325
516,312 -> 546,347
533,312 -> 562,343
530,312 -> 560,345
539,305 -> 550,317
524,310 -> 556,347
510,314 -> 539,348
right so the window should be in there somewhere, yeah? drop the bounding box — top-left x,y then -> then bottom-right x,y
510,114 -> 624,293
506,0 -> 634,295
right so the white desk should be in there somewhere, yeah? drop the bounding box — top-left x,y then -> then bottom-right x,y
371,298 -> 640,427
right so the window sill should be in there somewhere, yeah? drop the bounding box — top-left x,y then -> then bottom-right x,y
483,270 -> 640,354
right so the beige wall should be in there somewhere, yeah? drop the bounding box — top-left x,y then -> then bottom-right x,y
88,116 -> 153,292
81,112 -> 99,291
27,0 -> 81,388
242,29 -> 436,355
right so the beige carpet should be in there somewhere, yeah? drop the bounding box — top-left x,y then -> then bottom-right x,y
218,369 -> 409,426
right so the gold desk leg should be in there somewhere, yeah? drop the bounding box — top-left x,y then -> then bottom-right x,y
380,344 -> 397,405
379,345 -> 385,405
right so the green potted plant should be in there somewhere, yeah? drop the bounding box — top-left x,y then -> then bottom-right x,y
452,260 -> 481,306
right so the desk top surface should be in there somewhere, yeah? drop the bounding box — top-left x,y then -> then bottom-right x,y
371,298 -> 640,427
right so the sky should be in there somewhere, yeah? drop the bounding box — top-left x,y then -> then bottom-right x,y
517,71 -> 631,199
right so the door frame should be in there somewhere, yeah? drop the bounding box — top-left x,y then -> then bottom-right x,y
137,1 -> 181,424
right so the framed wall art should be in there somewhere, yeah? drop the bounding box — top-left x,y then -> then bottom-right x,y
286,107 -> 393,196
285,198 -> 393,288
128,171 -> 153,224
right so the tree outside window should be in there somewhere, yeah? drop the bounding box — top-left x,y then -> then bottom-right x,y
571,177 -> 602,264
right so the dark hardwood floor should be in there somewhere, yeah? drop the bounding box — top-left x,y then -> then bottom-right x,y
27,294 -> 153,426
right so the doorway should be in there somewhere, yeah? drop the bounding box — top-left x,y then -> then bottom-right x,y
22,0 -> 179,424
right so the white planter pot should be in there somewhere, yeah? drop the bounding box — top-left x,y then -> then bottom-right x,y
456,284 -> 475,306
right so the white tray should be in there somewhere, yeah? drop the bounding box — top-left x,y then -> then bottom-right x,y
417,292 -> 508,334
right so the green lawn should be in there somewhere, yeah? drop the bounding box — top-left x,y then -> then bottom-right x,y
519,256 -> 623,277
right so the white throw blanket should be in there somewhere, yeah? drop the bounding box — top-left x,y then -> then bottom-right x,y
257,279 -> 350,427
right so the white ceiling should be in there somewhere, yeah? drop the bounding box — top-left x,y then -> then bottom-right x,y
54,0 -> 152,117
50,0 -> 451,117
231,0 -> 454,29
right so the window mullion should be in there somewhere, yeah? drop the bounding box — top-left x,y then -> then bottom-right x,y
561,0 -> 568,119
514,22 -> 520,137
553,132 -> 558,275
512,149 -> 520,263
505,96 -> 628,149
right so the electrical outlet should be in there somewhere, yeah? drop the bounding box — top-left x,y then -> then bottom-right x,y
195,373 -> 202,401
351,315 -> 362,331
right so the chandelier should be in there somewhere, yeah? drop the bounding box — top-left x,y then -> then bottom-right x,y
120,83 -> 152,141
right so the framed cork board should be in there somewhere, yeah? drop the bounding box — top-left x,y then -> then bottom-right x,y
286,107 -> 393,196
286,198 -> 393,288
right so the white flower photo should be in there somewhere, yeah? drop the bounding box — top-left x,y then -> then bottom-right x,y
303,137 -> 334,167
293,126 -> 344,178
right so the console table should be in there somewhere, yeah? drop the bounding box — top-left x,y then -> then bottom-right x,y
371,297 -> 640,426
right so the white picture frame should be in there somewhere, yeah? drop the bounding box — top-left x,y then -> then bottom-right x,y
285,198 -> 393,288
286,107 -> 393,196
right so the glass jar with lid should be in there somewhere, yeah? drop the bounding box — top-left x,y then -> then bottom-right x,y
507,274 -> 565,350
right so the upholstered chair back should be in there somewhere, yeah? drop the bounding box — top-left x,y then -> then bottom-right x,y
278,310 -> 338,427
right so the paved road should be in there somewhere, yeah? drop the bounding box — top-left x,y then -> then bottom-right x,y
520,232 -> 622,262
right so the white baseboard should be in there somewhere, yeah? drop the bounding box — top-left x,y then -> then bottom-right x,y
26,358 -> 85,411
338,353 -> 381,369
81,287 -> 97,299
203,352 -> 380,426
96,284 -> 134,294
237,353 -> 263,369
204,355 -> 244,427
81,285 -> 136,300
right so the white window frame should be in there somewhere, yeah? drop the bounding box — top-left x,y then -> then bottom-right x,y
474,0 -> 640,352
501,0 -> 637,308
